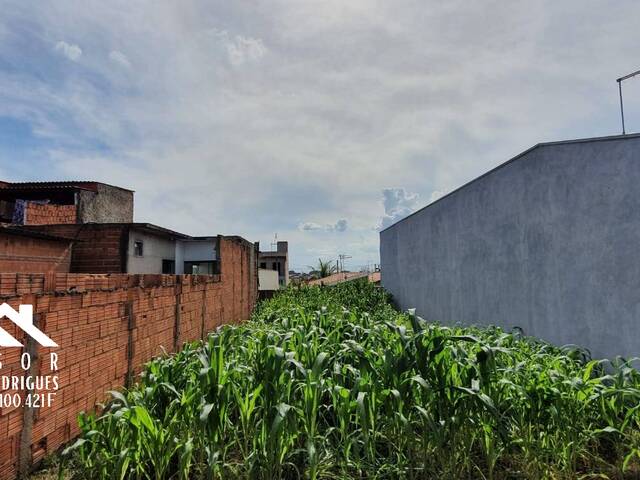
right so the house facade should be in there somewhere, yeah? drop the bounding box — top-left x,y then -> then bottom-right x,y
258,241 -> 289,287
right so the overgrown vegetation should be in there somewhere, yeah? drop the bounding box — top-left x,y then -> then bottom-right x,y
62,281 -> 640,479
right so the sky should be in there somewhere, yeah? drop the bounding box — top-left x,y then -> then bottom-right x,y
1,1 -> 640,272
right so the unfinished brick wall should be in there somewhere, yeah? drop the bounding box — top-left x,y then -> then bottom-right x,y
0,233 -> 72,273
0,237 -> 258,479
21,224 -> 129,273
23,203 -> 77,225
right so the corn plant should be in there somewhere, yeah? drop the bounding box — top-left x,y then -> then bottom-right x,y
61,280 -> 640,479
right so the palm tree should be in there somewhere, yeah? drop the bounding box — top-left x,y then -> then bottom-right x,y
309,258 -> 336,279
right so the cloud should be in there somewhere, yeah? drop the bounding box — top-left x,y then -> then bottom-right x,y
334,219 -> 348,232
379,188 -> 420,230
54,41 -> 82,61
300,222 -> 322,231
109,50 -> 131,68
3,1 -> 640,270
299,219 -> 349,232
214,30 -> 267,66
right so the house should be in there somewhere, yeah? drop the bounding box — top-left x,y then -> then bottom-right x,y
0,180 -> 133,225
19,223 -> 221,274
0,226 -> 73,273
380,133 -> 640,360
0,180 -> 256,276
259,241 -> 289,287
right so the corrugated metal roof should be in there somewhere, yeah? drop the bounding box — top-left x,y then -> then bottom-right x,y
0,181 -> 134,192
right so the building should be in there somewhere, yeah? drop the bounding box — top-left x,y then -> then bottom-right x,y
0,180 -> 133,225
306,269 -> 381,287
258,268 -> 280,298
0,180 -> 243,276
308,271 -> 367,286
380,133 -> 640,360
259,241 -> 289,287
0,226 -> 74,273
19,223 -> 221,274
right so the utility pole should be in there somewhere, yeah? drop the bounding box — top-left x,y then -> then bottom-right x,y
617,69 -> 640,135
338,254 -> 352,273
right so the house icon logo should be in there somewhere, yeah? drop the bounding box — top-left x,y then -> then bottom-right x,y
0,303 -> 58,347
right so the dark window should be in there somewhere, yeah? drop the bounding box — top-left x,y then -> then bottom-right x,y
272,262 -> 278,271
162,259 -> 175,274
184,261 -> 219,275
134,241 -> 144,257
260,262 -> 266,269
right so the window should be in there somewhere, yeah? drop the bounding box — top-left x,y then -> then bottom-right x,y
134,241 -> 144,257
162,259 -> 175,274
260,262 -> 266,269
272,261 -> 282,275
184,261 -> 219,275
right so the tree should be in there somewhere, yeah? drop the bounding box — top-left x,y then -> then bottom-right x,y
310,258 -> 336,279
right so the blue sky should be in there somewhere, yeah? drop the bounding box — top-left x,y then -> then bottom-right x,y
1,1 -> 640,271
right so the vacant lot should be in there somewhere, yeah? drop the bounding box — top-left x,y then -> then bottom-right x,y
60,281 -> 639,479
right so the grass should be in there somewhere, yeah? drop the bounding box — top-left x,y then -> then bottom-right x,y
59,281 -> 640,479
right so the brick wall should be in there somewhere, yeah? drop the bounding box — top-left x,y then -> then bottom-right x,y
20,224 -> 128,273
0,233 -> 72,273
24,203 -> 77,225
0,237 -> 257,479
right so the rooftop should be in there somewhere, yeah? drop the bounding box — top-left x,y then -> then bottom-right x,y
0,180 -> 134,192
259,250 -> 287,257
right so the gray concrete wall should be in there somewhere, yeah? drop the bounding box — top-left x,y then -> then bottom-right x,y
126,229 -> 175,274
380,134 -> 640,360
77,184 -> 134,223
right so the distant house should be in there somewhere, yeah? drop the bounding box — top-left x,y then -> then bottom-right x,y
19,223 -> 220,275
0,180 -> 133,225
307,271 -> 367,287
0,180 -> 261,281
259,241 -> 289,287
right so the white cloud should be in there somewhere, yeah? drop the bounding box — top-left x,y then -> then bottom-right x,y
109,50 -> 131,68
214,30 -> 267,66
54,40 -> 82,61
299,219 -> 349,232
300,222 -> 322,231
379,188 -> 420,230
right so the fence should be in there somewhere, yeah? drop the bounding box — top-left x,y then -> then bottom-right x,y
0,237 -> 257,479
